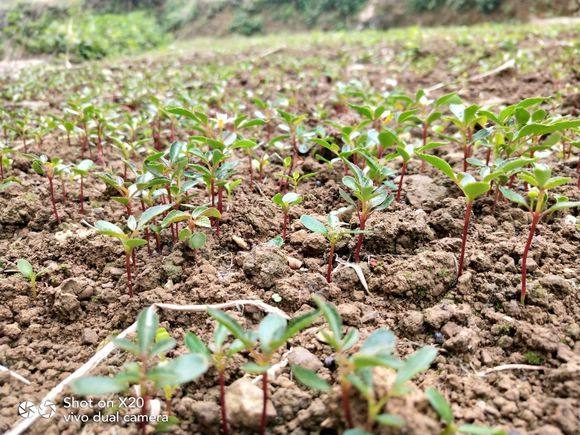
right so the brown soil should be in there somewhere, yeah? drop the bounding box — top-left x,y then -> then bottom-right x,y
0,26 -> 579,435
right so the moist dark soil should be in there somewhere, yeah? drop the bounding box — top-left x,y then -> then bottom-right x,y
1,26 -> 579,435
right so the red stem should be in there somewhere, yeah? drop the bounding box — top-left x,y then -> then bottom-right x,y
457,200 -> 472,278
48,176 -> 61,224
521,212 -> 540,304
125,251 -> 133,297
260,371 -> 268,435
248,154 -> 254,189
282,211 -> 289,239
219,370 -> 229,435
485,148 -> 492,166
354,214 -> 366,262
341,382 -> 354,429
326,244 -> 335,283
396,161 -> 407,201
79,176 -> 84,214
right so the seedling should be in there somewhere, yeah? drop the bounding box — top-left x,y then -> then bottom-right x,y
340,161 -> 393,262
72,307 -> 209,435
272,192 -> 303,239
185,325 -> 246,435
445,102 -> 483,171
300,213 -> 358,283
0,143 -> 13,180
283,170 -> 316,192
419,154 -> 492,278
161,205 -> 220,254
500,163 -> 579,303
426,387 -> 505,435
208,308 -> 319,435
91,205 -> 171,296
294,296 -> 437,432
97,172 -> 139,217
15,259 -> 45,297
71,159 -> 95,214
32,155 -> 66,224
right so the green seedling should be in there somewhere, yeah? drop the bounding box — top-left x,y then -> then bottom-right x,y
208,308 -> 319,435
426,387 -> 506,435
185,324 -> 246,435
272,192 -> 303,239
71,159 -> 95,215
32,155 -> 66,224
283,170 -> 316,192
300,213 -> 358,283
295,296 -> 437,432
340,161 -> 393,262
161,205 -> 220,254
446,101 -> 483,171
92,205 -> 171,296
0,143 -> 13,180
419,154 -> 493,278
15,259 -> 45,297
97,172 -> 139,217
500,163 -> 579,303
72,307 -> 209,435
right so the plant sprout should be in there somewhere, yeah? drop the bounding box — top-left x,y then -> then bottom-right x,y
208,308 -> 319,435
500,163 -> 579,303
340,161 -> 393,262
426,388 -> 506,435
32,155 -> 66,224
300,213 -> 357,283
72,307 -> 209,435
16,259 -> 44,297
272,192 -> 303,239
161,205 -> 220,254
71,159 -> 95,215
419,154 -> 492,278
92,205 -> 171,296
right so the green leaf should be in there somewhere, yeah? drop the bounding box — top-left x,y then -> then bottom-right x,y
461,182 -> 490,201
546,201 -> 580,214
162,210 -> 190,227
16,259 -> 34,279
499,187 -> 528,208
543,177 -> 571,189
137,307 -> 158,356
242,362 -> 269,374
375,413 -> 406,427
258,314 -> 287,351
139,204 -> 173,228
185,332 -> 210,356
95,220 -> 125,237
292,366 -> 330,391
359,328 -> 396,356
208,308 -> 252,348
300,215 -> 328,235
189,232 -> 206,250
160,353 -> 209,386
418,154 -> 456,181
426,387 -> 454,424
394,346 -> 437,390
312,296 -> 342,349
124,238 -> 147,250
282,309 -> 320,342
458,424 -> 506,435
72,376 -> 127,396
342,328 -> 360,351
150,338 -> 177,356
112,338 -> 140,355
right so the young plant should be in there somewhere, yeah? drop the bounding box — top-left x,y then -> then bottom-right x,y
283,169 -> 316,192
300,213 -> 357,283
161,205 -> 221,255
92,205 -> 171,296
419,154 -> 492,278
15,259 -> 44,297
0,143 -> 13,180
72,307 -> 209,435
426,388 -> 506,435
185,324 -> 246,435
294,296 -> 437,432
340,161 -> 393,262
446,102 -> 483,171
32,155 -> 66,224
71,159 -> 95,215
272,192 -> 303,239
500,164 -> 579,304
208,308 -> 320,435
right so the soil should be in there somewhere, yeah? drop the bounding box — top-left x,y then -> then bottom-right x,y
0,25 -> 579,435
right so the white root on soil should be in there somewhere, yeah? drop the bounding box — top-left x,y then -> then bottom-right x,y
476,363 -> 549,378
335,256 -> 369,293
6,299 -> 289,435
0,364 -> 31,385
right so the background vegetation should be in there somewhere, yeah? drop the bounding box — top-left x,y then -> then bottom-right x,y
0,0 -> 576,60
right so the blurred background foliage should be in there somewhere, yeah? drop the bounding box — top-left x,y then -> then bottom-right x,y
0,0 -> 577,61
